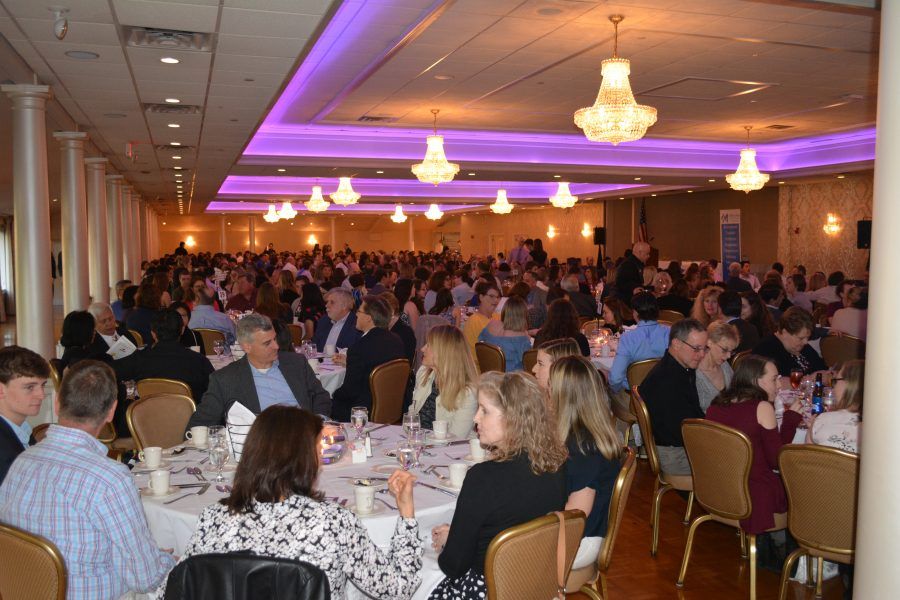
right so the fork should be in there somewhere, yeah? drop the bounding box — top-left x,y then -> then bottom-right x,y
164,483 -> 210,504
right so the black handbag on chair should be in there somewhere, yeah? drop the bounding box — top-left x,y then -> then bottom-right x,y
163,551 -> 331,600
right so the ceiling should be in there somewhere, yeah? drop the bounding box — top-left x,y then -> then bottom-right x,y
0,0 -> 881,218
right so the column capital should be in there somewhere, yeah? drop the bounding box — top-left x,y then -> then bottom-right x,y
53,131 -> 88,145
85,157 -> 108,168
1,84 -> 51,101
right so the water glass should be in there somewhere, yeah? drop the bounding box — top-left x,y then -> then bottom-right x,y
408,428 -> 426,466
350,406 -> 369,440
213,340 -> 225,358
396,444 -> 416,471
208,437 -> 230,483
402,412 -> 421,437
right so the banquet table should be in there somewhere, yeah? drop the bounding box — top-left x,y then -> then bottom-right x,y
208,353 -> 346,395
138,425 -> 462,599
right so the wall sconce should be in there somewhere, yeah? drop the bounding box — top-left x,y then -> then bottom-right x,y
547,225 -> 557,239
308,234 -> 318,246
581,223 -> 592,238
185,235 -> 196,248
823,213 -> 842,236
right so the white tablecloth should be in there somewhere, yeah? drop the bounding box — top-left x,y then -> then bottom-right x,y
209,355 -> 346,395
139,425 -> 460,599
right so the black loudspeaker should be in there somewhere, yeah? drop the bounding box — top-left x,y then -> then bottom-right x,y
593,227 -> 606,245
857,220 -> 872,249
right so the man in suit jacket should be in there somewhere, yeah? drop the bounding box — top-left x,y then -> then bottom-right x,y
113,310 -> 215,403
717,291 -> 759,353
312,288 -> 362,352
331,295 -> 406,422
187,313 -> 331,429
615,241 -> 651,304
0,346 -> 51,485
87,302 -> 136,356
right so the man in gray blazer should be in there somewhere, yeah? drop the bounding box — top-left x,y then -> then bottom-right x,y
187,313 -> 331,428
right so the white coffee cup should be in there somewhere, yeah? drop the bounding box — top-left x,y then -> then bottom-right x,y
353,484 -> 376,514
185,426 -> 208,447
149,469 -> 170,496
469,438 -> 486,462
139,446 -> 162,468
324,344 -> 336,357
449,463 -> 468,488
432,420 -> 449,439
189,345 -> 201,353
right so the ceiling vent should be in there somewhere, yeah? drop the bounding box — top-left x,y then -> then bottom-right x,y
764,124 -> 795,130
156,144 -> 194,151
123,26 -> 212,52
144,103 -> 201,115
357,115 -> 398,123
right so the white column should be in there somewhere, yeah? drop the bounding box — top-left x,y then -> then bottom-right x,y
330,216 -> 337,249
53,132 -> 90,313
106,174 -> 124,290
131,195 -> 142,273
138,201 -> 149,266
220,216 -> 227,253
248,216 -> 255,252
408,216 -> 415,251
1,84 -> 54,356
85,158 -> 109,304
120,185 -> 134,280
855,2 -> 900,596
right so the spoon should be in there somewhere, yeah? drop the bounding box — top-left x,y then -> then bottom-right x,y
187,467 -> 208,482
215,484 -> 233,493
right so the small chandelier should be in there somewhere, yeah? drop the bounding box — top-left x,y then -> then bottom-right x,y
262,203 -> 280,223
549,182 -> 578,209
278,200 -> 297,220
390,205 -> 408,223
425,203 -> 444,220
330,177 -> 361,206
574,15 -> 657,145
411,109 -> 460,185
490,189 -> 514,214
726,126 -> 770,193
304,185 -> 330,213
823,213 -> 842,236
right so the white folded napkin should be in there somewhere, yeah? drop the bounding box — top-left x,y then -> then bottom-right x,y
225,402 -> 256,462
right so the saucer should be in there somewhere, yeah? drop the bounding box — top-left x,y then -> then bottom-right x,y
427,432 -> 457,445
462,454 -> 486,465
134,459 -> 172,470
371,463 -> 400,475
435,480 -> 462,492
140,486 -> 179,498
349,503 -> 388,517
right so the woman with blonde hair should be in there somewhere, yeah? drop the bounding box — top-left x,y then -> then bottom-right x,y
429,372 -> 567,600
275,269 -> 300,305
532,337 -> 581,390
696,322 -> 739,412
549,355 -> 623,570
690,285 -> 724,328
808,359 -> 863,452
477,295 -> 532,371
642,265 -> 658,288
412,326 -> 478,438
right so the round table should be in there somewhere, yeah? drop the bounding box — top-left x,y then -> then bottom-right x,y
138,425 -> 461,599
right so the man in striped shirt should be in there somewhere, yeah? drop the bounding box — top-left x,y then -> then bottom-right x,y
0,360 -> 174,599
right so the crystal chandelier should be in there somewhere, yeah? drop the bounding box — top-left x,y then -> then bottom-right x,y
823,213 -> 842,236
726,126 -> 770,193
411,109 -> 460,185
390,205 -> 408,223
425,203 -> 444,220
574,15 -> 657,145
304,185 -> 330,213
278,200 -> 297,220
330,177 -> 361,206
490,189 -> 513,214
262,203 -> 280,223
549,182 -> 578,209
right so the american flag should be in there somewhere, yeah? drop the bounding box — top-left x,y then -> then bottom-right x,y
638,198 -> 649,243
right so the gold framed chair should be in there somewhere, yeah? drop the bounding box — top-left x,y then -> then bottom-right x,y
578,316 -> 596,329
630,387 -> 694,556
126,393 -> 196,451
476,341 -> 506,373
676,419 -> 786,600
485,509 -> 585,600
819,334 -> 865,367
0,522 -> 67,600
97,422 -> 117,444
657,310 -> 686,324
127,329 -> 144,347
566,448 -> 637,599
369,358 -> 410,425
522,349 -> 538,374
31,423 -> 51,443
580,319 -> 605,335
47,358 -> 64,393
136,378 -> 193,400
287,323 -> 304,346
777,444 -> 858,600
730,349 -> 751,368
194,328 -> 227,355
612,359 -> 659,447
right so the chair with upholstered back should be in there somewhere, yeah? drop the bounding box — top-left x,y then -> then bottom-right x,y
413,315 -> 448,371
287,323 -> 305,345
127,329 -> 144,347
194,328 -> 226,355
137,378 -> 193,400
475,341 -> 506,373
0,522 -> 67,600
31,423 -> 50,443
369,359 -> 410,424
47,358 -> 63,393
730,349 -> 751,368
677,419 -> 785,600
777,444 -> 858,600
630,387 -> 694,556
126,393 -> 196,451
657,310 -> 686,325
566,448 -> 637,599
613,359 -> 659,447
580,319 -> 603,335
163,552 -> 330,600
819,334 -> 865,367
522,349 -> 538,375
485,510 -> 585,600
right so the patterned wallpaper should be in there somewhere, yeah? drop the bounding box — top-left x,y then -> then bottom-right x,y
777,173 -> 873,278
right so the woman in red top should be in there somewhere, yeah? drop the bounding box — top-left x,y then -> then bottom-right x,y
705,354 -> 803,534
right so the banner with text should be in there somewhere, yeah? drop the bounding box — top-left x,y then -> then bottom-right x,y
720,209 -> 742,268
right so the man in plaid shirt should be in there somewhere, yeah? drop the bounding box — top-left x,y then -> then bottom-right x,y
0,360 -> 174,599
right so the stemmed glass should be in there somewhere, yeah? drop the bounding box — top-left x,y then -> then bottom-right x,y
213,340 -> 225,358
207,431 -> 230,483
350,406 -> 368,441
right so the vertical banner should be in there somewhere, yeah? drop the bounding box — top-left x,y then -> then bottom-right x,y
720,209 -> 742,267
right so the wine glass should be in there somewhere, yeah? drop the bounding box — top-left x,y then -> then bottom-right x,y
208,434 -> 230,483
402,412 -> 421,437
396,443 -> 416,471
213,340 -> 225,358
350,406 -> 368,441
789,369 -> 803,390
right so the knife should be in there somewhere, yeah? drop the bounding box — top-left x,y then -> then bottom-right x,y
164,483 -> 211,504
416,481 -> 458,497
424,440 -> 469,449
368,423 -> 391,434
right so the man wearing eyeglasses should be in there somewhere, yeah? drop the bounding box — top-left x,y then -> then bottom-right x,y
637,319 -> 707,476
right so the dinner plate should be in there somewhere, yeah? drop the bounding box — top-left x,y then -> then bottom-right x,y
134,459 -> 172,471
371,462 -> 401,475
140,486 -> 179,498
349,503 -> 388,517
426,431 -> 458,446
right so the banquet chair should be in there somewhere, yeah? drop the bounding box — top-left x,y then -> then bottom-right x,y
676,419 -> 786,600
0,522 -> 67,600
578,316 -> 595,328
613,359 -> 659,447
777,444 -> 858,600
565,448 -> 637,599
195,328 -> 226,355
819,334 -> 865,367
730,349 -> 751,368
136,378 -> 193,400
580,319 -> 603,335
163,552 -> 330,600
47,358 -> 63,393
412,315 -> 448,371
287,323 -> 305,346
369,358 -> 410,425
522,349 -> 538,374
126,393 -> 196,451
630,387 -> 694,556
657,310 -> 686,325
31,423 -> 50,443
476,342 -> 506,373
485,510 -> 585,600
127,329 -> 144,347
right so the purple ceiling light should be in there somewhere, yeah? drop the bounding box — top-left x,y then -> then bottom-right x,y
206,201 -> 483,214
